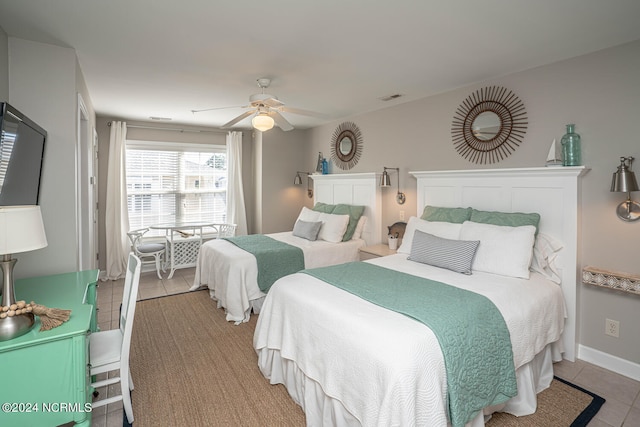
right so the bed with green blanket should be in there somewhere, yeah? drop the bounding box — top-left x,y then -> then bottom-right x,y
253,254 -> 567,427
191,231 -> 366,323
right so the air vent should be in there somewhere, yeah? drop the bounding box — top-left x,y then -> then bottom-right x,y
149,116 -> 172,121
379,94 -> 403,102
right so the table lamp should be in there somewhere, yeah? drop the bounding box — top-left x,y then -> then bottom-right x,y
0,205 -> 48,341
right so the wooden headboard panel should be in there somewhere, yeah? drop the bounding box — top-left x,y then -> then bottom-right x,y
410,167 -> 589,361
311,173 -> 382,246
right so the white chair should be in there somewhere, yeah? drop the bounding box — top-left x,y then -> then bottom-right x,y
216,223 -> 237,238
90,253 -> 141,424
128,228 -> 165,279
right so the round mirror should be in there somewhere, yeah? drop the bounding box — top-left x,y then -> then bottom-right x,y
472,111 -> 501,141
451,86 -> 528,164
339,136 -> 353,155
330,122 -> 363,170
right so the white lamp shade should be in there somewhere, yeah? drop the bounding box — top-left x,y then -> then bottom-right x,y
0,205 -> 48,255
252,114 -> 275,132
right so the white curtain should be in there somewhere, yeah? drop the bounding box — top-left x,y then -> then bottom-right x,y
104,121 -> 130,280
226,131 -> 248,236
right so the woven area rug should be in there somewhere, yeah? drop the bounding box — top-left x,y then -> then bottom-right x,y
486,376 -> 605,427
130,290 -> 604,427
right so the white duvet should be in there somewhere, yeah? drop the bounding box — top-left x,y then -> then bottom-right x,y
191,232 -> 365,323
253,254 -> 567,426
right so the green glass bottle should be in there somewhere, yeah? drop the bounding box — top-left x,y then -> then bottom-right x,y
561,124 -> 581,166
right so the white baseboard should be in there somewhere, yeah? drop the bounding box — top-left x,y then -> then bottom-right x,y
578,344 -> 640,381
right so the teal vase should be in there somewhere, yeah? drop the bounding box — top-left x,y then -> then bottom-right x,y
561,124 -> 581,166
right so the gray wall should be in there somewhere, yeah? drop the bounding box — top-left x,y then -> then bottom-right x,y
0,27 -> 7,99
257,127 -> 313,233
307,40 -> 640,370
6,37 -> 95,277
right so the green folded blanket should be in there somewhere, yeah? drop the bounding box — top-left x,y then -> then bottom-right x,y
223,235 -> 305,292
302,261 -> 517,427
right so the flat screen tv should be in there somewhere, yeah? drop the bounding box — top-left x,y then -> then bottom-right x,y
0,102 -> 47,206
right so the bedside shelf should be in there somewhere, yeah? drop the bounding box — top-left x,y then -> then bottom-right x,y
359,243 -> 397,261
582,266 -> 640,295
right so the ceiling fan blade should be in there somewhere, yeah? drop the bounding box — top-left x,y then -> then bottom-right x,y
249,93 -> 284,109
271,111 -> 294,131
262,98 -> 285,108
278,106 -> 329,119
221,110 -> 255,128
191,105 -> 247,114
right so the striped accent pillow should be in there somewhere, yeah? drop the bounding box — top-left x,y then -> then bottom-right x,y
408,230 -> 480,275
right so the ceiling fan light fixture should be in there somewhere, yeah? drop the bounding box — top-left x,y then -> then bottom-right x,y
252,113 -> 274,132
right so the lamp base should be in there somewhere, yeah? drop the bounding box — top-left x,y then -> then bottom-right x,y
616,200 -> 640,222
0,313 -> 35,341
0,257 -> 36,340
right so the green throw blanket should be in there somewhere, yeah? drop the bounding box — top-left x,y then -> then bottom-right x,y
223,235 -> 305,292
302,261 -> 517,427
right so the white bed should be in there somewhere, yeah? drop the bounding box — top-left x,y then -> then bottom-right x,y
191,173 -> 383,323
253,167 -> 588,426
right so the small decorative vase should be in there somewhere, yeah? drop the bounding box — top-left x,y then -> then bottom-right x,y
316,152 -> 324,173
561,124 -> 581,166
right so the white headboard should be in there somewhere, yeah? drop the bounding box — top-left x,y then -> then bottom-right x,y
311,173 -> 382,246
410,167 -> 589,362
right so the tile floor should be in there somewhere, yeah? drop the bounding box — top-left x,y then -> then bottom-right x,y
93,267 -> 640,427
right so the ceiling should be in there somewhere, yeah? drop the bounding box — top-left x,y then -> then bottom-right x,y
1,0 -> 640,131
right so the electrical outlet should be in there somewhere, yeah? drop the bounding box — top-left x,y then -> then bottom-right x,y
399,210 -> 405,220
605,318 -> 620,338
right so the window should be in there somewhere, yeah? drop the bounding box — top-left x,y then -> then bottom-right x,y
125,141 -> 227,235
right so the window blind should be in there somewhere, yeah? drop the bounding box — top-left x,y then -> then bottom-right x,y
125,142 -> 227,235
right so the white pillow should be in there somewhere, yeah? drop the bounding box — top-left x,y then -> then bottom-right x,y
351,216 -> 367,240
459,221 -> 536,279
317,212 -> 350,243
297,206 -> 320,223
530,232 -> 564,284
397,216 -> 463,254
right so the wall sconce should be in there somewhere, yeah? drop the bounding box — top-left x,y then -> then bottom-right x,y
610,156 -> 639,222
0,206 -> 48,340
294,171 -> 313,198
380,166 -> 406,205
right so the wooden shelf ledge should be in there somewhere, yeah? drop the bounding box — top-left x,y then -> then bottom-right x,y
582,266 -> 640,295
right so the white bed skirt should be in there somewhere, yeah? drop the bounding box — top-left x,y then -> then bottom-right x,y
193,233 -> 365,323
208,289 -> 266,316
257,341 -> 564,427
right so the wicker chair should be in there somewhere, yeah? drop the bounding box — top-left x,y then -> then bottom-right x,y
216,223 -> 237,238
127,228 -> 166,279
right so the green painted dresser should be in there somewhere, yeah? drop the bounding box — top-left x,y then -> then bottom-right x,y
0,269 -> 99,427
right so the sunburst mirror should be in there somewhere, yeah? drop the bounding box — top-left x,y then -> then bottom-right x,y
330,121 -> 363,170
451,86 -> 528,164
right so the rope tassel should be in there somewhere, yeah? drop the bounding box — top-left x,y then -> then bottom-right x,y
30,302 -> 72,331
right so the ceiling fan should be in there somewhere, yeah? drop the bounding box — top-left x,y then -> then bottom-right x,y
192,78 -> 326,132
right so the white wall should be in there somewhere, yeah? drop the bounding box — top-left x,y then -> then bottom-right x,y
307,40 -> 640,370
8,38 -> 84,277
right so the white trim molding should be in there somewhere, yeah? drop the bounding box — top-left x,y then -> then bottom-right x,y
579,344 -> 640,381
